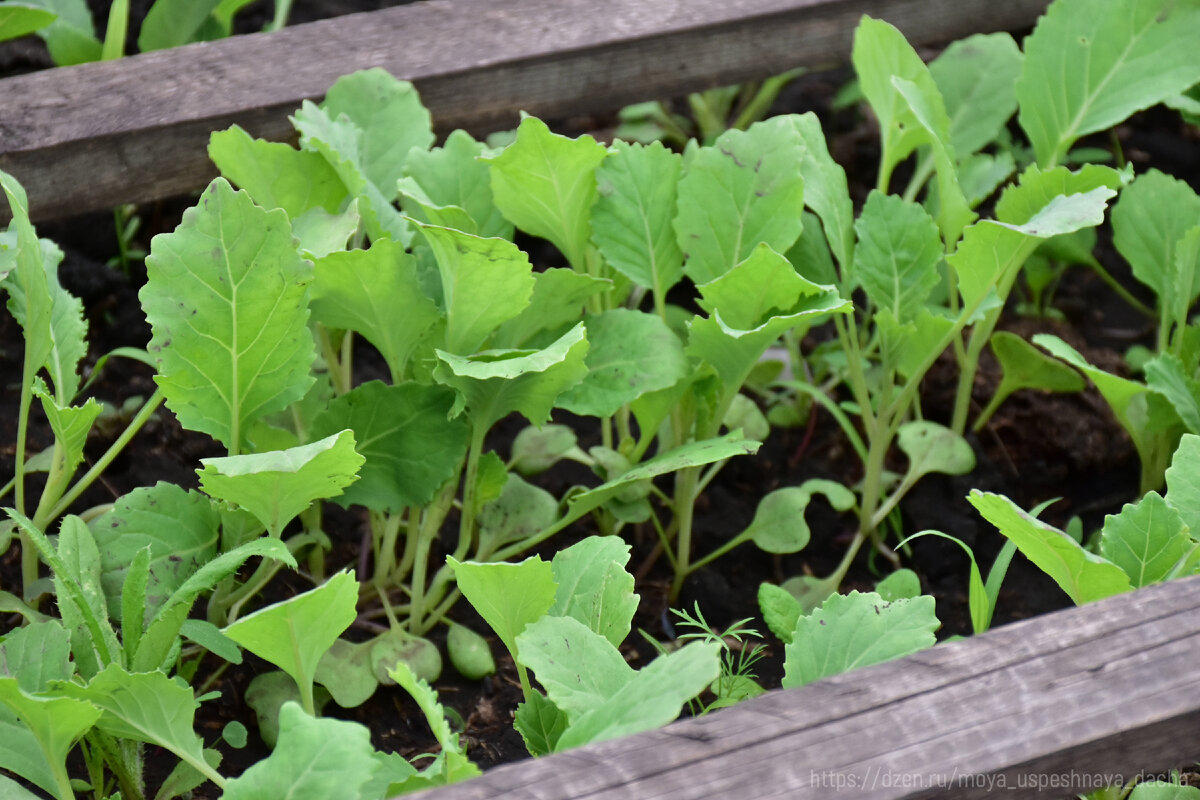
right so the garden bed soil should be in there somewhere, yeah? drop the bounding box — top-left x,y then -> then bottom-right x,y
2,7 -> 1199,797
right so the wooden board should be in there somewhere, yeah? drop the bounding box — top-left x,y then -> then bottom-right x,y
0,0 -> 1050,221
414,574 -> 1200,799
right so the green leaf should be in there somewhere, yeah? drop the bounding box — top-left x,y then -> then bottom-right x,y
137,0 -> 220,50
852,191 -> 943,320
778,113 -> 855,269
1100,492 -> 1189,588
554,640 -> 720,751
514,691 -> 568,757
310,381 -> 468,513
197,430 -> 363,537
929,32 -> 1023,157
509,424 -> 582,475
484,116 -> 607,270
222,702 -> 380,800
24,0 -> 100,65
1,170 -> 55,394
34,385 -> 101,487
674,117 -> 806,284
549,536 -> 639,648
782,591 -> 938,688
134,537 -> 295,672
1145,353 -> 1200,433
556,309 -> 688,417
477,473 -> 558,555
447,555 -> 556,666
0,4 -> 56,43
1016,0 -> 1200,167
310,239 -> 440,381
446,623 -> 496,680
851,16 -> 942,187
0,620 -> 72,690
54,515 -> 121,676
515,616 -> 632,719
591,139 -> 683,296
312,638 -> 378,709
52,664 -> 217,785
92,482 -> 220,622
414,222 -> 534,354
388,662 -> 480,784
742,480 -> 855,554
141,177 -> 315,452
433,323 -> 590,431
223,571 -> 359,715
977,331 -> 1086,427
1165,434 -> 1200,537
896,421 -> 975,480
875,568 -> 922,601
209,125 -> 348,220
369,628 -> 441,685
1168,226 -> 1200,337
244,671 -> 330,748
1129,783 -> 1200,800
404,129 -> 511,240
1111,169 -> 1200,302
0,679 -> 99,800
757,582 -> 802,644
969,490 -> 1131,604
179,619 -> 241,665
292,202 -> 361,259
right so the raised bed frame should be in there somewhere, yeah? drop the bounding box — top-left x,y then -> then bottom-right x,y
6,0 -> 1199,797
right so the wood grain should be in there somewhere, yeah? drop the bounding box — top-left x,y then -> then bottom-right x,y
414,574 -> 1200,799
0,0 -> 1049,221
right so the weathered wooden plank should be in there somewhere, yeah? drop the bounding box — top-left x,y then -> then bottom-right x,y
0,0 -> 1050,221
415,574 -> 1200,800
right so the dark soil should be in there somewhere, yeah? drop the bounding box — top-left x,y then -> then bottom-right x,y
2,5 -> 1199,797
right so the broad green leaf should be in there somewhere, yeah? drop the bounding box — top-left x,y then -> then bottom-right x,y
0,773 -> 47,800
1129,783 -> 1200,800
0,620 -> 72,690
448,556 -> 556,666
397,176 -> 479,233
896,421 -> 975,480
852,191 -> 943,320
566,433 -> 760,522
851,16 -> 942,187
292,201 -> 361,259
197,430 -> 363,537
310,381 -> 468,512
134,537 -> 295,672
92,482 -> 220,622
1165,434 -> 1200,537
875,568 -> 922,601
976,331 -> 1086,428
491,267 -> 611,350
1111,169 -> 1200,301
141,177 -> 315,452
890,75 -> 975,245
223,571 -> 359,715
779,113 -> 855,269
758,582 -> 803,644
591,139 -> 683,296
321,69 -> 433,202
958,152 -> 1018,208
555,640 -> 720,751
1,171 -> 54,394
0,679 -> 99,800
404,129 -> 511,239
312,638 -> 378,709
179,619 -> 241,665
414,222 -> 534,354
786,210 -> 840,286
549,536 -> 638,648
516,616 -> 632,718
1016,0 -> 1200,167
477,473 -> 558,555
23,0 -> 99,65
222,702 -> 380,800
244,671 -> 331,748
484,116 -> 607,270
388,662 -> 480,784
310,238 -> 440,381
674,117 -> 806,284
208,125 -> 347,219
1100,492 -> 1189,587
1169,227 -> 1200,337
741,480 -> 855,554
1145,353 -> 1200,433
433,323 -> 590,431
446,623 -> 495,680
509,424 -> 583,475
369,628 -> 441,685
52,664 -> 216,784
292,100 -> 410,244
514,691 -> 568,757
0,4 -> 56,43
994,164 -> 1127,226
33,385 -> 101,490
929,32 -> 1023,157
137,0 -> 220,50
782,592 -> 938,688
969,490 -> 1131,604
361,752 -> 419,800
875,307 -> 956,380
557,309 -> 688,417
